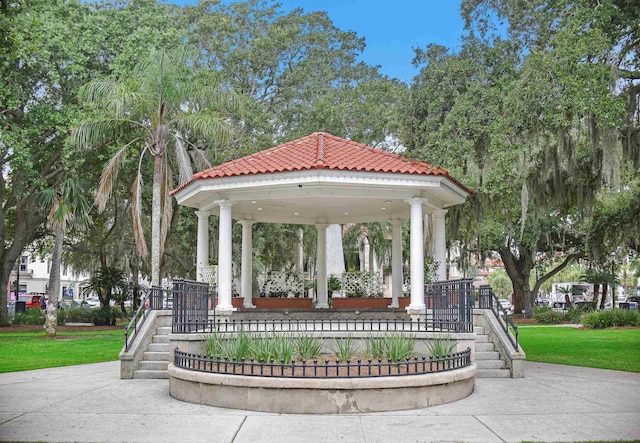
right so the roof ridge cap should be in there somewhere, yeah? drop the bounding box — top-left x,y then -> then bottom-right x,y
315,132 -> 325,167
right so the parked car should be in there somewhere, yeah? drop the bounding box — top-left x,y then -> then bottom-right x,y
84,297 -> 101,308
17,294 -> 45,309
498,299 -> 513,313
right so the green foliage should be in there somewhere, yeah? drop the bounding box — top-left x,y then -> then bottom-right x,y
293,334 -> 323,361
11,309 -> 45,325
582,310 -> 640,329
365,333 -> 416,361
533,306 -> 568,324
58,307 -> 92,325
385,333 -> 416,362
567,308 -> 586,325
426,334 -> 457,358
487,269 -> 512,298
329,336 -> 357,361
90,308 -> 116,326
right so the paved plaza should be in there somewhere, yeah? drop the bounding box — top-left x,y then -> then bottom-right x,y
0,360 -> 638,442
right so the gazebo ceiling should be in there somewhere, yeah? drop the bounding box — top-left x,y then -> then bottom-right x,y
172,132 -> 472,224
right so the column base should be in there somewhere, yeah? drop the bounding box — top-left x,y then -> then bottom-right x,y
315,303 -> 330,309
216,305 -> 237,316
406,305 -> 426,323
243,303 -> 256,309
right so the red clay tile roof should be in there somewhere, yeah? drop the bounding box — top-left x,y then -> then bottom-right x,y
173,133 -> 473,194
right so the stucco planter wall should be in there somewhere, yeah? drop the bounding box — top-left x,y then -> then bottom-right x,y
168,363 -> 476,413
252,297 -> 313,309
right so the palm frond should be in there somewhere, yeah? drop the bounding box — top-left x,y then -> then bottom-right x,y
71,117 -> 141,149
131,171 -> 148,257
176,111 -> 235,147
96,144 -> 129,212
174,132 -> 194,185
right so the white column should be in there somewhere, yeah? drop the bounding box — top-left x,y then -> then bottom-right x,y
195,210 -> 210,283
433,210 -> 448,281
316,224 -> 329,308
216,200 -> 235,313
390,220 -> 403,308
408,198 -> 426,310
240,220 -> 255,308
295,227 -> 304,274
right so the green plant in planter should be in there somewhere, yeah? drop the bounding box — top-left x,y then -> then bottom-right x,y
426,334 -> 456,358
327,276 -> 341,295
386,333 -> 415,361
294,334 -> 323,360
329,335 -> 357,361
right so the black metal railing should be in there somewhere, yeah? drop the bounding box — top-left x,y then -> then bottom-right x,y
476,285 -> 519,351
425,278 -> 474,333
173,315 -> 473,334
124,286 -> 170,351
172,278 -> 211,333
174,347 -> 471,378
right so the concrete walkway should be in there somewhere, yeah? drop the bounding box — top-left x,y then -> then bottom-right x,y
0,361 -> 638,443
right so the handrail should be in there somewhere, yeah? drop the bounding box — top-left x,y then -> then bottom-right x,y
124,300 -> 150,352
124,286 -> 166,352
476,286 -> 519,351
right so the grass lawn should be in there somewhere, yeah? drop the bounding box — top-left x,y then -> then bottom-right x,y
518,326 -> 640,372
0,329 -> 124,373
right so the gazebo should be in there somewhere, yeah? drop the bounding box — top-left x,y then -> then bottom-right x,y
171,132 -> 472,315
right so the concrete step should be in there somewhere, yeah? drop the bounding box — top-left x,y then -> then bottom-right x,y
152,335 -> 170,344
475,351 -> 500,360
147,343 -> 170,352
156,326 -> 172,335
476,360 -> 506,370
133,369 -> 169,380
143,351 -> 170,361
139,360 -> 170,371
477,369 -> 511,378
475,334 -> 490,343
474,326 -> 485,335
475,342 -> 495,352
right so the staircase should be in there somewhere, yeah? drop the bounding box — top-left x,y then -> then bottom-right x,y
133,326 -> 171,379
474,325 -> 510,378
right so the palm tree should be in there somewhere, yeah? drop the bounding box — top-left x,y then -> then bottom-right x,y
72,48 -> 242,286
38,178 -> 91,337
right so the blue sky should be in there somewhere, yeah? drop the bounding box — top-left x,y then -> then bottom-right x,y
169,0 -> 465,83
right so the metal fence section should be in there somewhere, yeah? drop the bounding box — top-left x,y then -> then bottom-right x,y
172,279 -> 211,333
174,347 -> 472,378
425,279 -> 474,333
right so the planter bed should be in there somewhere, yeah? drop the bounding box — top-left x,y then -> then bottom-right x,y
169,351 -> 476,413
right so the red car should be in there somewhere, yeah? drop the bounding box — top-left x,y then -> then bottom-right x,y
17,294 -> 46,309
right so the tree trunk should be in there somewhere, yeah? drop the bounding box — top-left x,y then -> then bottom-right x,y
500,245 -> 534,317
151,154 -> 163,286
600,284 -> 608,310
46,231 -> 63,337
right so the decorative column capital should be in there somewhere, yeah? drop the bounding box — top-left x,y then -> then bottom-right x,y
433,209 -> 448,218
316,223 -> 329,230
406,197 -> 428,207
391,219 -> 403,227
215,199 -> 234,209
239,220 -> 254,228
195,210 -> 210,219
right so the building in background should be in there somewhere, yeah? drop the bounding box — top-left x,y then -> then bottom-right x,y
7,251 -> 90,303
